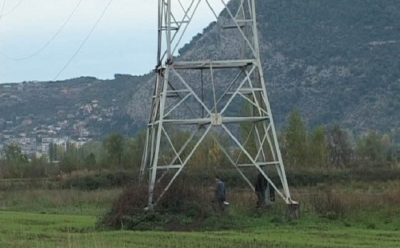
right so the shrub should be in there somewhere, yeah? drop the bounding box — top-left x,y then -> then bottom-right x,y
98,183 -> 148,229
62,171 -> 136,190
310,186 -> 348,216
98,175 -> 214,230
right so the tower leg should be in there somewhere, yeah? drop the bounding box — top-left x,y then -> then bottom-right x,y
287,202 -> 300,219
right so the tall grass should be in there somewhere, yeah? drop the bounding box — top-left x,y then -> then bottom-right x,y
291,180 -> 400,218
0,188 -> 122,215
2,179 -> 400,230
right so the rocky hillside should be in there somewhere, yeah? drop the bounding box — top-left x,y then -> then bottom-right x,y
2,0 -> 400,141
0,74 -> 150,141
128,0 -> 400,133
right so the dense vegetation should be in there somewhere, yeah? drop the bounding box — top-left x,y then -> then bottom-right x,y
2,108 -> 399,233
1,109 -> 399,180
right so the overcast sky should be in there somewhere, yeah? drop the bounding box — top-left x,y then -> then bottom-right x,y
0,0 -> 225,83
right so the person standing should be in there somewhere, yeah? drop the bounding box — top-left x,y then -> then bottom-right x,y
254,172 -> 275,207
214,175 -> 226,212
255,172 -> 267,207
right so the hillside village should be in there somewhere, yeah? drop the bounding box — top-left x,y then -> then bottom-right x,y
0,80 -> 127,159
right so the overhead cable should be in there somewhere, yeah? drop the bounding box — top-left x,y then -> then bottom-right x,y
0,0 -> 83,60
0,0 -> 23,18
0,0 -> 7,20
53,0 -> 114,80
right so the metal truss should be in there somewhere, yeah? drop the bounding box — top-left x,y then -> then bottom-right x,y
140,0 -> 297,209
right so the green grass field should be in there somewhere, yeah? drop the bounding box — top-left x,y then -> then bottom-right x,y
1,209 -> 400,247
1,183 -> 400,247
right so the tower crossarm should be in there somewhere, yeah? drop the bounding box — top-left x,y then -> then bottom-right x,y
171,59 -> 255,70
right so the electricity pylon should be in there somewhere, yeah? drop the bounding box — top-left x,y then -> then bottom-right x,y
140,0 -> 298,214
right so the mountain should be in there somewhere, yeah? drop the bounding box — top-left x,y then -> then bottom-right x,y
0,74 -> 150,142
128,0 -> 400,133
2,0 -> 400,144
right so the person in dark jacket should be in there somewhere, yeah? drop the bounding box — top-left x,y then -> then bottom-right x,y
254,172 -> 275,207
214,175 -> 226,212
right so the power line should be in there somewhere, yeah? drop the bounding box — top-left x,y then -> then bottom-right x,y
0,0 -> 7,20
0,0 -> 23,18
0,0 -> 83,60
53,0 -> 114,80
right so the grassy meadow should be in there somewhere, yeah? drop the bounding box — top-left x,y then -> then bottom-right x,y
1,178 -> 400,247
1,209 -> 400,247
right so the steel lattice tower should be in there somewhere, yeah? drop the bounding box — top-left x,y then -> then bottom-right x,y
140,0 -> 298,212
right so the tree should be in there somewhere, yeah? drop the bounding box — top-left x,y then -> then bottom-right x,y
29,156 -> 46,178
48,143 -> 63,162
80,141 -> 106,169
327,124 -> 352,166
356,131 -> 384,164
59,142 -> 80,174
380,134 -> 394,162
84,153 -> 97,170
308,125 -> 329,168
3,143 -> 28,163
104,133 -> 124,168
48,143 -> 55,162
122,138 -> 137,170
282,109 -> 308,168
2,143 -> 29,178
59,154 -> 77,174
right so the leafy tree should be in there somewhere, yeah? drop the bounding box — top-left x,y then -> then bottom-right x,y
2,143 -> 29,178
188,130 -> 230,169
122,138 -> 137,170
327,124 -> 352,166
191,133 -> 213,168
282,109 -> 308,168
59,142 -> 80,174
59,154 -> 78,174
80,141 -> 106,169
48,143 -> 63,162
308,125 -> 329,168
84,153 -> 97,170
3,143 -> 28,164
28,156 -> 46,178
356,131 -> 384,164
48,143 -> 55,162
380,134 -> 395,162
104,133 -> 124,168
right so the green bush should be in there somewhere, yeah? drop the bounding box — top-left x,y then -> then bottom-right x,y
62,171 -> 136,190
